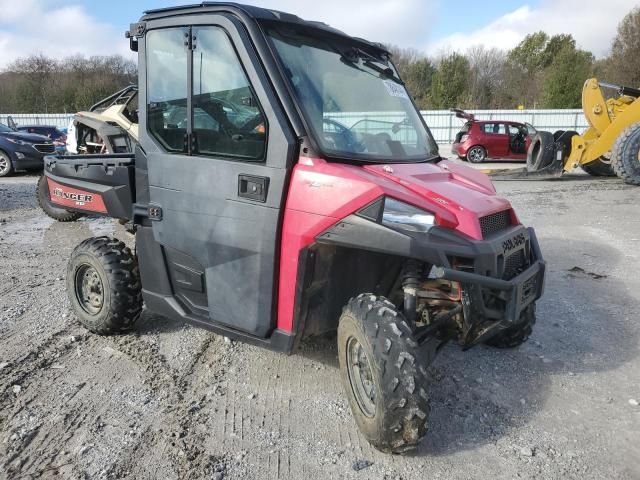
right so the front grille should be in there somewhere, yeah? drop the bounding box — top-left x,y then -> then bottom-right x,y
33,144 -> 55,154
504,250 -> 526,280
480,210 -> 511,238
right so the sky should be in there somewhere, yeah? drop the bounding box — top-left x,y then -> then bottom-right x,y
0,0 -> 636,67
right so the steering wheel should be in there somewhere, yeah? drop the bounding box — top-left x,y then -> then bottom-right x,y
322,118 -> 363,152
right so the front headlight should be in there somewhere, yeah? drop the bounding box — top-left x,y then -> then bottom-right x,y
6,138 -> 27,146
382,198 -> 436,233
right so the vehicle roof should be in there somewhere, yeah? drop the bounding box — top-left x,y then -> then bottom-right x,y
141,2 -> 388,54
473,120 -> 524,125
17,125 -> 59,129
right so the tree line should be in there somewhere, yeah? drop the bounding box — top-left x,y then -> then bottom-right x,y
391,6 -> 640,110
0,54 -> 136,114
0,7 -> 638,114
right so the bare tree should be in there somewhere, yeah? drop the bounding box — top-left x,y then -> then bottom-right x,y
466,46 -> 506,108
603,7 -> 640,86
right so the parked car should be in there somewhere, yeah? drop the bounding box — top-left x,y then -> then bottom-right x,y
450,109 -> 536,163
0,123 -> 55,177
15,124 -> 67,153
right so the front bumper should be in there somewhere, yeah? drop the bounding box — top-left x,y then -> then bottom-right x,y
434,228 -> 544,323
317,215 -> 545,326
9,144 -> 51,170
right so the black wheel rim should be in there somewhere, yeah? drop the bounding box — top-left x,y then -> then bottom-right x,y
346,336 -> 376,418
75,264 -> 104,315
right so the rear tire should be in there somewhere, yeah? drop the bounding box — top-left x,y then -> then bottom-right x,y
466,146 -> 486,163
67,236 -> 142,335
485,304 -> 536,349
527,131 -> 555,171
611,122 -> 640,185
0,151 -> 13,177
36,175 -> 83,222
338,294 -> 433,454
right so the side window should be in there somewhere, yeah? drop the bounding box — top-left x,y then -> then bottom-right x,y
508,125 -> 520,135
192,26 -> 267,161
147,28 -> 189,153
483,123 -> 506,134
482,123 -> 495,134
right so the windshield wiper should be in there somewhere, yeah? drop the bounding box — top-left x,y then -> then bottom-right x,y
340,48 -> 403,84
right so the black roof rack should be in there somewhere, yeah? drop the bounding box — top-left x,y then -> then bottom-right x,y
141,2 -> 388,54
90,85 -> 138,113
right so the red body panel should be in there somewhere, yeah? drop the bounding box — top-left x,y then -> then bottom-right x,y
276,156 -> 514,333
47,178 -> 107,214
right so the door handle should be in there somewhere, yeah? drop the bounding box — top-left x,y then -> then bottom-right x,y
238,174 -> 269,202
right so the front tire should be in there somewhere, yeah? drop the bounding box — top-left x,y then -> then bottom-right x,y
611,122 -> 640,185
0,151 -> 13,177
338,294 -> 433,454
37,175 -> 83,222
67,236 -> 142,335
466,146 -> 486,163
485,304 -> 536,349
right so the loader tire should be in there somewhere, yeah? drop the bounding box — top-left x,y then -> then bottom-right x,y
67,236 -> 142,335
485,304 -> 536,349
580,158 -> 615,177
37,175 -> 83,222
527,131 -> 555,172
611,122 -> 640,185
338,294 -> 435,454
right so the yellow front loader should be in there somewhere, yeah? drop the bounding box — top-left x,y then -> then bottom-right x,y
526,78 -> 640,185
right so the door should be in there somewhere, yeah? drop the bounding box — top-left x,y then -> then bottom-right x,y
139,19 -> 295,337
480,122 -> 509,158
507,123 -> 527,158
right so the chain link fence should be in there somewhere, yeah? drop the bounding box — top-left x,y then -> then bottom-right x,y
2,109 -> 587,144
1,113 -> 74,129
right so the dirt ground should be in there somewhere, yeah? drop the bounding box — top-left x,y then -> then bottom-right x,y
1,169 -> 639,480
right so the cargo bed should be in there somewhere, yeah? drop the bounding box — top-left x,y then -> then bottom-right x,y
44,154 -> 135,219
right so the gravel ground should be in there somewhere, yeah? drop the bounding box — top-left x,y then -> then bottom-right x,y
1,170 -> 639,480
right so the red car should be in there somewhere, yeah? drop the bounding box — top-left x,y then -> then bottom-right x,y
450,109 -> 536,163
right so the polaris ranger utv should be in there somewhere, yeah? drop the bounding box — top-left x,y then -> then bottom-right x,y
43,3 -> 545,453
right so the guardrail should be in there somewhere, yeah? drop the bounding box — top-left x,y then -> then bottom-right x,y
2,109 -> 587,144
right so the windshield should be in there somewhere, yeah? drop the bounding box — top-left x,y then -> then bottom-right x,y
266,27 -> 438,162
0,124 -> 14,133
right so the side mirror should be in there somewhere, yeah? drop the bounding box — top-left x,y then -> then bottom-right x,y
129,36 -> 138,52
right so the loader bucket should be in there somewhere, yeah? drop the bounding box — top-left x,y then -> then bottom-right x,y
486,131 -> 577,180
488,138 -> 567,181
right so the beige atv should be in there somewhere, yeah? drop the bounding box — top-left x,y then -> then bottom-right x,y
67,85 -> 139,155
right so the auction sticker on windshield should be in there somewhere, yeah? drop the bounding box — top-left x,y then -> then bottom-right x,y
383,81 -> 409,99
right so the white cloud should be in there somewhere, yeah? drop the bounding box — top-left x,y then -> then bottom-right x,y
243,0 -> 438,48
0,0 -> 133,68
428,0 -> 637,58
0,0 -> 634,69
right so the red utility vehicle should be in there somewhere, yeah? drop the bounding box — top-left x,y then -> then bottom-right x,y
451,109 -> 536,163
42,3 -> 545,454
